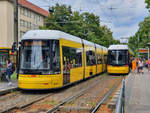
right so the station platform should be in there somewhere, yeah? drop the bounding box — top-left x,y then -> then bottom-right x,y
125,69 -> 150,113
0,80 -> 18,95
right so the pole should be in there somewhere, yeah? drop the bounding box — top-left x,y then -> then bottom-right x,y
15,0 -> 19,77
138,34 -> 139,59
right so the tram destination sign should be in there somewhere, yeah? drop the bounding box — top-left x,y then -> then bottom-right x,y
139,48 -> 148,53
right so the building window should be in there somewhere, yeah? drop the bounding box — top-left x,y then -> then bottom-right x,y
38,16 -> 40,21
34,14 -> 36,20
27,22 -> 31,28
24,20 -> 26,27
23,8 -> 26,16
27,10 -> 31,18
29,22 -> 31,28
20,19 -> 24,26
20,31 -> 26,38
20,8 -> 23,15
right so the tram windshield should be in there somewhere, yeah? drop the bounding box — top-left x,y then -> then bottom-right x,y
20,40 -> 60,74
108,50 -> 128,66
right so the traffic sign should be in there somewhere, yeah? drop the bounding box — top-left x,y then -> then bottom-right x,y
139,48 -> 148,53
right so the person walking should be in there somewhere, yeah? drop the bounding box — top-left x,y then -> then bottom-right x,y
148,59 -> 150,72
138,59 -> 144,74
6,59 -> 13,85
129,57 -> 132,72
132,58 -> 137,73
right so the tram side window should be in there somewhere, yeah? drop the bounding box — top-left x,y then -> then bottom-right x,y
62,46 -> 82,69
97,54 -> 102,64
86,50 -> 96,66
51,40 -> 61,73
104,55 -> 107,64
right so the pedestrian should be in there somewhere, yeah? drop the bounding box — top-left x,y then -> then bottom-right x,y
137,59 -> 140,73
138,59 -> 144,74
148,59 -> 150,72
145,60 -> 148,68
132,57 -> 136,73
129,57 -> 132,72
6,59 -> 13,85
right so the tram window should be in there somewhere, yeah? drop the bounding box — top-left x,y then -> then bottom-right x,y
86,50 -> 96,66
108,50 -> 128,65
62,46 -> 82,69
51,40 -> 61,73
20,40 -> 61,75
97,54 -> 102,64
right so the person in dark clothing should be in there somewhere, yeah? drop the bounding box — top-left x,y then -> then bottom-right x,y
129,57 -> 132,71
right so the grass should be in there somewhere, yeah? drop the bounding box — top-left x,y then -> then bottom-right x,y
89,102 -> 97,107
45,101 -> 58,105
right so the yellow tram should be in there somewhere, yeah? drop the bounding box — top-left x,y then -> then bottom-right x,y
107,45 -> 134,74
18,30 -> 107,90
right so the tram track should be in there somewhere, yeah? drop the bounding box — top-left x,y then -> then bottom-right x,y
2,74 -> 106,113
2,74 -> 122,113
44,76 -> 122,113
50,77 -> 122,113
91,79 -> 122,113
0,91 -> 54,113
45,76 -> 106,113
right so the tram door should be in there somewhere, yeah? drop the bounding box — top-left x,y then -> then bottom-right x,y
62,46 -> 71,85
63,61 -> 70,85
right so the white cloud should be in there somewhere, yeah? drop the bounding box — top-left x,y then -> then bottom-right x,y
28,0 -> 149,39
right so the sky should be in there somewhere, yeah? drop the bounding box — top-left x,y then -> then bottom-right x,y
28,0 -> 149,39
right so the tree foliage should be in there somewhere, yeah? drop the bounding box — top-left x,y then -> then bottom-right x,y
40,4 -> 119,47
145,0 -> 150,10
128,16 -> 150,56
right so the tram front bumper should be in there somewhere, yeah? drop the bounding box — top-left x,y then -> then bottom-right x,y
18,74 -> 63,90
107,66 -> 129,74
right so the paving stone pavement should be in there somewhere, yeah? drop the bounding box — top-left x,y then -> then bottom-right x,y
0,80 -> 18,94
125,69 -> 150,113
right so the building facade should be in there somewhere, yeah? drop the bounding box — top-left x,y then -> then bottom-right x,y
0,0 -> 14,48
0,0 -> 49,47
18,0 -> 49,41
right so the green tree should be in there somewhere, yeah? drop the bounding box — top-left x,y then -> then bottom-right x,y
145,0 -> 150,10
41,4 -> 118,47
128,16 -> 150,56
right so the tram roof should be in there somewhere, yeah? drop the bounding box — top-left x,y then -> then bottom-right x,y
22,30 -> 82,44
108,45 -> 129,50
22,30 -> 98,47
22,30 -> 108,48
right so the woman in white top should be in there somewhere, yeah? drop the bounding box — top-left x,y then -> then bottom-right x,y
138,59 -> 144,74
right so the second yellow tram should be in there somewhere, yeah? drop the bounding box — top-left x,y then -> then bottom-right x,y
107,45 -> 134,74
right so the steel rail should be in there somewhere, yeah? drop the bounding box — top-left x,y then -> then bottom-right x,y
46,77 -> 105,113
91,78 -> 123,113
1,93 -> 54,113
